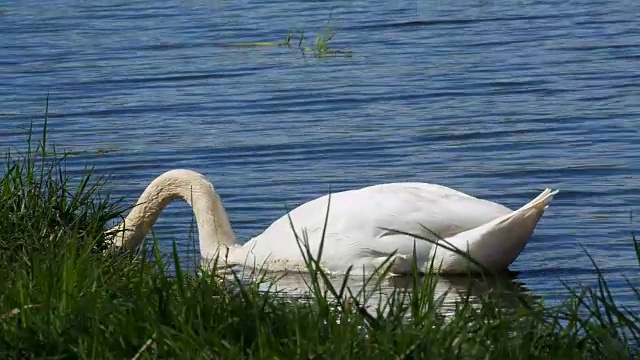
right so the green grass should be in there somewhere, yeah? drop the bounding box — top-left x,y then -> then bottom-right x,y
221,16 -> 352,58
0,103 -> 638,358
281,15 -> 352,58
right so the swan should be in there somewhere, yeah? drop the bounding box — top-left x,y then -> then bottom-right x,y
106,169 -> 558,275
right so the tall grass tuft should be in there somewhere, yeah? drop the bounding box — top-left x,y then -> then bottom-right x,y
0,101 -> 637,358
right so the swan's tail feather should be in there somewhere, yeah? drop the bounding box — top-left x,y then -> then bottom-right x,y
434,188 -> 559,274
524,188 -> 558,211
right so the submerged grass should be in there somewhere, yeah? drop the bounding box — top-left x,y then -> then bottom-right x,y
0,104 -> 638,358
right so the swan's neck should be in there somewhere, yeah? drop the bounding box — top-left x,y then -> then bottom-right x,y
107,169 -> 237,259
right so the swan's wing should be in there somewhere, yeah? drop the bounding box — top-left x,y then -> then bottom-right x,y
236,183 -> 513,272
354,182 -> 513,239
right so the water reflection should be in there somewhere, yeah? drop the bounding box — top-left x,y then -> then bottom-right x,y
230,268 -> 534,318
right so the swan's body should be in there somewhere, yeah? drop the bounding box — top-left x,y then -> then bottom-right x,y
107,169 -> 558,275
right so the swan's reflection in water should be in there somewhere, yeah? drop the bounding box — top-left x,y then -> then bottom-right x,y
228,268 -> 535,319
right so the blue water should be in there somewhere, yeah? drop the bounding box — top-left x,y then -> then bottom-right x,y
1,0 -> 638,310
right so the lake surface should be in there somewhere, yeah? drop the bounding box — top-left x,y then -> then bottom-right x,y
1,0 -> 638,311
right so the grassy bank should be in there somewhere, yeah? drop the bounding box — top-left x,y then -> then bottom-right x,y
0,115 -> 638,358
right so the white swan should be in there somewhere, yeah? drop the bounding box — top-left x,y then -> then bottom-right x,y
106,169 -> 558,275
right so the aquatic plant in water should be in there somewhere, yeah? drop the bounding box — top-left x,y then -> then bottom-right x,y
220,15 -> 351,58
